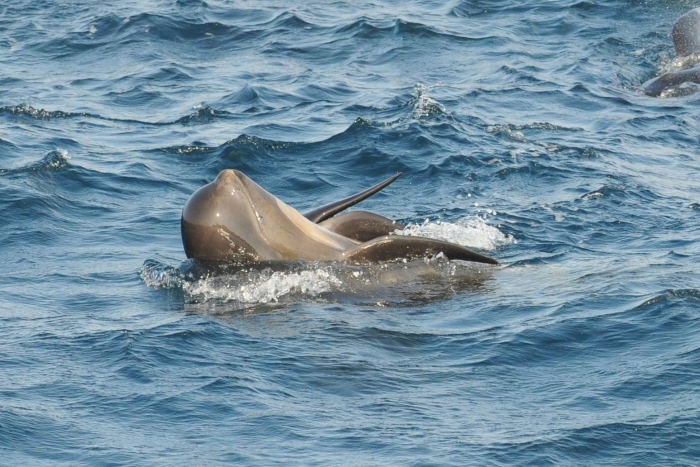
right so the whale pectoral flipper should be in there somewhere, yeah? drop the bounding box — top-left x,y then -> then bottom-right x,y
303,173 -> 402,223
344,236 -> 499,265
644,67 -> 700,96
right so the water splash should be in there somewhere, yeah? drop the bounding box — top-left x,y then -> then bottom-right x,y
4,149 -> 72,174
139,256 -> 496,308
410,83 -> 446,118
665,53 -> 700,74
183,267 -> 341,304
138,260 -> 185,289
175,104 -> 226,125
38,150 -> 71,171
395,216 -> 514,251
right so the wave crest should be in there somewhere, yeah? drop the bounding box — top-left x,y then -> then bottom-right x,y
409,83 -> 446,118
138,260 -> 186,289
1,104 -> 86,120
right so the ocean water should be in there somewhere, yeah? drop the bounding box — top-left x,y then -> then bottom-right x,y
2,0 -> 700,465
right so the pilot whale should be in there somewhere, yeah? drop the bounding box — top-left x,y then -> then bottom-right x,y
644,8 -> 700,96
181,170 -> 498,265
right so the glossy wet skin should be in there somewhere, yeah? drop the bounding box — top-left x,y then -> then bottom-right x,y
672,8 -> 700,57
182,169 -> 357,262
181,170 -> 499,265
319,211 -> 404,243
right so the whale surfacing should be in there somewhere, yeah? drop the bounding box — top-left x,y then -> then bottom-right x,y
644,8 -> 700,97
181,170 -> 498,265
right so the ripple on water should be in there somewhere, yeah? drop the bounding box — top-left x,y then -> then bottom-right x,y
3,0 -> 700,465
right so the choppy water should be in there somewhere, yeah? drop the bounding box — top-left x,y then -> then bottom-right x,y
2,0 -> 700,465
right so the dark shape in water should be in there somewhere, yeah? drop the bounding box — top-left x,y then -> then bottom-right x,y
181,169 -> 499,265
644,8 -> 700,97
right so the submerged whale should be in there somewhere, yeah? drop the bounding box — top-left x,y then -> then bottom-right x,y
181,170 -> 498,265
644,8 -> 700,96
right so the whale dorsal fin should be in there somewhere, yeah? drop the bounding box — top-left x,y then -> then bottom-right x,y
303,173 -> 402,223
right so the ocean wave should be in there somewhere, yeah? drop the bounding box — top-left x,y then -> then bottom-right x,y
0,101 -> 240,128
173,105 -> 232,125
0,104 -> 97,121
217,83 -> 307,111
630,288 -> 700,314
4,0 -> 700,463
32,149 -> 71,172
156,143 -> 214,156
493,161 -> 577,180
43,12 -> 254,54
409,83 -> 446,118
0,149 -> 71,175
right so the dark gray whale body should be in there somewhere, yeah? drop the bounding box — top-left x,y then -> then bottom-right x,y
644,8 -> 700,96
181,170 -> 498,265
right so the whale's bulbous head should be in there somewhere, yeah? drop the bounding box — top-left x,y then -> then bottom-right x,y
181,169 -> 280,262
672,8 -> 700,57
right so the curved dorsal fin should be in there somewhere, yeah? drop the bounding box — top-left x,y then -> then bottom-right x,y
303,173 -> 402,223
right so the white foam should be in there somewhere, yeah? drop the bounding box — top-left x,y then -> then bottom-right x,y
39,149 -> 70,170
182,268 -> 341,304
395,216 -> 515,251
582,191 -> 603,200
670,53 -> 700,72
52,149 -> 70,163
411,83 -> 446,118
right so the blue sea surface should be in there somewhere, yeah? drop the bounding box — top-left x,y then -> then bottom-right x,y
1,0 -> 700,465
